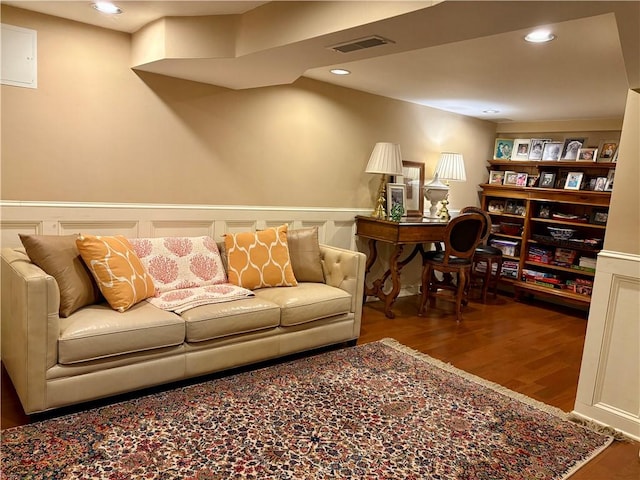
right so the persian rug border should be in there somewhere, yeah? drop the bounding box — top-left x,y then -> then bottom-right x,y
378,337 -> 614,479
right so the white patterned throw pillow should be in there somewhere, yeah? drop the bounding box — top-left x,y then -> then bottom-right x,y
129,236 -> 252,313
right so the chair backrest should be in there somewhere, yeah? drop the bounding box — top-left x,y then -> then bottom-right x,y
460,206 -> 491,244
441,212 -> 485,263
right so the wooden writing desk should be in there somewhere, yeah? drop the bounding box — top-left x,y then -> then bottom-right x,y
355,215 -> 449,319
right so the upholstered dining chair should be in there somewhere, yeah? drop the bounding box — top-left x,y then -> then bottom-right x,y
461,206 -> 504,303
418,212 -> 484,322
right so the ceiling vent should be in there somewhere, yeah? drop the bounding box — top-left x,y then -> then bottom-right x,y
329,36 -> 394,53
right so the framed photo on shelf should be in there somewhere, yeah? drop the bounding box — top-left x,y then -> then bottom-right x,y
511,139 -> 531,160
604,169 -> 615,191
400,161 -> 424,217
503,170 -> 518,185
541,141 -> 563,161
597,140 -> 618,162
386,183 -> 407,218
527,174 -> 540,187
561,138 -> 587,160
564,171 -> 584,190
590,208 -> 609,225
577,147 -> 597,162
515,172 -> 528,186
493,138 -> 514,160
528,139 -> 551,160
488,170 -> 505,184
594,177 -> 607,191
504,199 -> 518,214
488,200 -> 505,213
539,172 -> 556,188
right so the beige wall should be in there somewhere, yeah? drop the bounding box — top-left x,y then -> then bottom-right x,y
604,90 -> 639,255
0,6 -> 495,212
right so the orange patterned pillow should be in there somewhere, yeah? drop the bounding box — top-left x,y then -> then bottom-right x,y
224,224 -> 298,290
76,234 -> 155,312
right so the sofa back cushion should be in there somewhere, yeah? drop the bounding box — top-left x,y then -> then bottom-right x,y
76,234 -> 155,312
19,234 -> 102,317
224,224 -> 298,290
287,227 -> 325,283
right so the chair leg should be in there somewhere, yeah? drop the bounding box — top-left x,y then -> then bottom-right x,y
492,258 -> 503,299
481,259 -> 491,303
455,268 -> 467,322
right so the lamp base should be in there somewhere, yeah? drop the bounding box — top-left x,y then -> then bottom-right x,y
371,174 -> 388,219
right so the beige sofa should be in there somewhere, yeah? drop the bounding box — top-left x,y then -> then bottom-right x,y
1,244 -> 365,415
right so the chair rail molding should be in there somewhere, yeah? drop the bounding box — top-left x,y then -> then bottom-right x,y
0,200 -> 370,252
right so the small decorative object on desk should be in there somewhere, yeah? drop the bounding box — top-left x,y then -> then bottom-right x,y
389,203 -> 404,222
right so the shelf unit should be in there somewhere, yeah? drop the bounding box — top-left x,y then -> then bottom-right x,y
480,160 -> 615,308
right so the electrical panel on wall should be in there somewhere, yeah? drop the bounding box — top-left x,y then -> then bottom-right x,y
1,23 -> 37,89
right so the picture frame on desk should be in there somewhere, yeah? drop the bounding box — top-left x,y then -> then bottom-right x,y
400,161 -> 424,217
386,183 -> 407,219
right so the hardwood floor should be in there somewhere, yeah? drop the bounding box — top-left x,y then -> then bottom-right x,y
2,293 -> 638,478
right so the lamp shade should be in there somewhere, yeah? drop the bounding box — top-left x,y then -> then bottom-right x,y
365,142 -> 403,175
435,152 -> 466,182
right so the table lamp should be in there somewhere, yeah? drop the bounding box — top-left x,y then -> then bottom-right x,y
425,152 -> 466,220
365,142 -> 403,219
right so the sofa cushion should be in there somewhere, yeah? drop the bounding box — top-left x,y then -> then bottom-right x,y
181,297 -> 281,342
76,234 -> 156,312
224,224 -> 298,290
19,234 -> 102,317
287,227 -> 325,283
254,283 -> 351,326
58,302 -> 185,364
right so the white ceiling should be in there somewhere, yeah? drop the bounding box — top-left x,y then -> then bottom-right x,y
3,1 -> 638,124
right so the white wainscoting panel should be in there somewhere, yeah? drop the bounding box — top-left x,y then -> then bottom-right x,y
573,250 -> 640,440
0,202 -> 369,252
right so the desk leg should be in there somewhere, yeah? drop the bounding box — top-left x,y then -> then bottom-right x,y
363,239 -> 379,305
383,244 -> 405,318
364,242 -> 422,319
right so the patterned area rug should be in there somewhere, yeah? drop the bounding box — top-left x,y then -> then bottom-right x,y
1,339 -> 612,479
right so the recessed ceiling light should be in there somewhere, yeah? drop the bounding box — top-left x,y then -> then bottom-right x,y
483,109 -> 500,114
330,69 -> 351,75
92,2 -> 123,15
524,30 -> 556,43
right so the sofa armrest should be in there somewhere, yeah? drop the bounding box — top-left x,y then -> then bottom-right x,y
1,248 -> 60,413
319,244 -> 366,338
